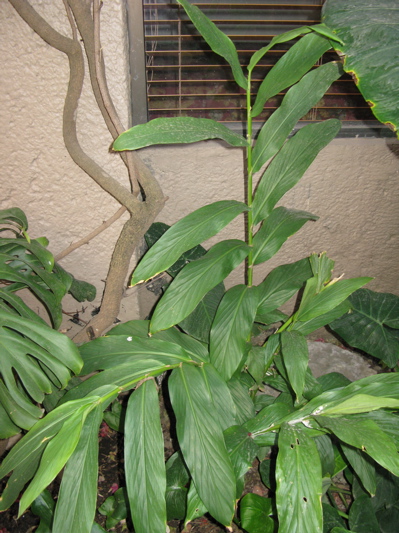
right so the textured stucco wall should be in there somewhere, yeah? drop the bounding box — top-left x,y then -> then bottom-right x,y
1,1 -> 399,330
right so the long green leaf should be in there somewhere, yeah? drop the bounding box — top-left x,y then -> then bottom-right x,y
252,61 -> 343,173
131,201 -> 248,286
165,452 -> 189,520
150,240 -> 250,333
210,285 -> 259,381
323,0 -> 399,136
52,405 -> 103,533
18,404 -> 91,515
340,443 -> 376,496
330,288 -> 399,367
79,335 -> 192,374
276,424 -> 323,533
281,330 -> 309,402
224,425 -> 259,481
256,258 -> 311,317
295,277 -> 372,323
252,120 -> 341,225
253,207 -> 318,265
125,379 -> 167,533
201,363 -> 237,429
251,32 -> 332,117
169,364 -> 236,526
314,416 -> 399,477
113,117 -> 248,151
176,0 -> 247,89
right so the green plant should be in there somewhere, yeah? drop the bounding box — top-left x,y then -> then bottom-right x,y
1,2 -> 399,533
0,207 -> 94,439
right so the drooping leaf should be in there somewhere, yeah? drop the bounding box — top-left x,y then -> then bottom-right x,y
210,285 -> 259,381
52,405 -> 103,533
179,283 -> 225,344
131,201 -> 248,286
253,207 -> 318,265
150,240 -> 250,333
276,424 -> 323,533
125,379 -> 167,533
323,0 -> 399,136
256,257 -> 312,318
252,61 -> 343,173
340,442 -> 376,496
251,32 -> 332,117
240,494 -> 275,533
113,117 -> 248,151
314,416 -> 399,477
349,494 -> 380,533
0,207 -> 28,232
281,330 -> 309,401
252,120 -> 341,225
330,288 -> 399,367
292,299 -> 351,336
18,403 -> 92,515
176,0 -> 247,89
169,364 -> 236,526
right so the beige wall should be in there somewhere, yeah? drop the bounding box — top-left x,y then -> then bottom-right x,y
1,1 -> 399,329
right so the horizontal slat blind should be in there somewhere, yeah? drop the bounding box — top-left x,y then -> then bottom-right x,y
143,1 -> 375,127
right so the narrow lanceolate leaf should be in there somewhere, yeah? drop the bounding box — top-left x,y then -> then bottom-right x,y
251,32 -> 332,118
320,394 -> 399,416
276,424 -> 323,533
252,120 -> 341,225
169,364 -> 236,527
252,61 -> 343,173
295,277 -> 372,323
256,258 -> 311,317
113,117 -> 248,151
253,207 -> 318,265
323,0 -> 399,136
210,285 -> 259,381
131,201 -> 248,286
176,0 -> 247,90
329,288 -> 399,368
150,240 -> 250,333
224,426 -> 259,481
281,330 -> 309,402
201,364 -> 237,429
52,405 -> 103,533
125,380 -> 167,533
19,405 -> 90,515
79,335 -> 192,374
340,443 -> 376,496
314,416 -> 399,477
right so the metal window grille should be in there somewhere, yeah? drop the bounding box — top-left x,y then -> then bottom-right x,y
130,1 -> 382,135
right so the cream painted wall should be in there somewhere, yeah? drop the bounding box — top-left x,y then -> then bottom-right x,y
1,1 -> 399,330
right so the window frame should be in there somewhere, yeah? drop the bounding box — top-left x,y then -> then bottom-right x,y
125,0 -> 394,138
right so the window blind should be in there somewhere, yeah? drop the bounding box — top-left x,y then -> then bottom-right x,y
141,1 -> 377,132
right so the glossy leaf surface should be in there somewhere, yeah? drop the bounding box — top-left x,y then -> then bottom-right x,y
169,364 -> 236,526
323,0 -> 399,136
253,207 -> 318,265
276,424 -> 323,533
252,120 -> 341,225
252,61 -> 342,173
281,330 -> 309,401
113,117 -> 248,151
177,0 -> 247,89
210,285 -> 259,381
150,240 -> 250,333
131,201 -> 248,286
125,379 -> 167,533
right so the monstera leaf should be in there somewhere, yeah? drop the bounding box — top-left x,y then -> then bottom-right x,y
323,0 -> 399,136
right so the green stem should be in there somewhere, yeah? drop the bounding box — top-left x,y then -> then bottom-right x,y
246,73 -> 254,287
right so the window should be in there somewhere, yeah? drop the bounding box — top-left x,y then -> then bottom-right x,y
127,1 -> 389,136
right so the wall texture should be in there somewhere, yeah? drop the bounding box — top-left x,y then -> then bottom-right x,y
1,0 -> 399,331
